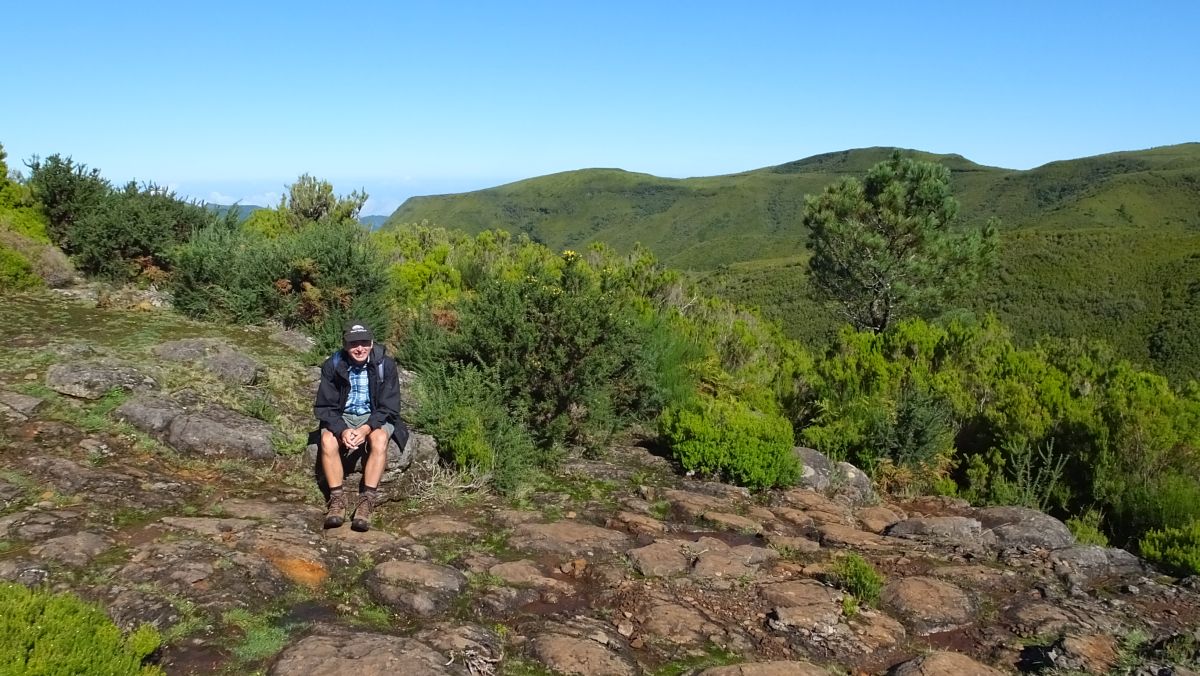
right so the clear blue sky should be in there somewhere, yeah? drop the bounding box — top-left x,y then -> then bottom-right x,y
3,1 -> 1197,215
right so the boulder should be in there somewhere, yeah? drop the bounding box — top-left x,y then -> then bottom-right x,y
510,521 -> 630,557
531,633 -> 636,676
975,506 -> 1074,552
167,407 -> 276,459
305,428 -> 438,486
0,391 -> 43,415
887,516 -> 986,550
1050,545 -> 1146,593
627,541 -> 691,577
114,396 -> 184,434
792,446 -> 875,504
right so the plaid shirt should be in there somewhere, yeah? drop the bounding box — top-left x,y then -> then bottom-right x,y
344,363 -> 371,415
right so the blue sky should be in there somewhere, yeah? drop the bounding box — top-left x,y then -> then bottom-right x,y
3,1 -> 1197,215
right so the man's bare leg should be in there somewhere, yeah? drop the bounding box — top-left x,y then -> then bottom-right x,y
351,428 -> 389,532
319,429 -> 348,528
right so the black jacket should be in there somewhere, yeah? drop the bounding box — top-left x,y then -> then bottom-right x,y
313,344 -> 403,436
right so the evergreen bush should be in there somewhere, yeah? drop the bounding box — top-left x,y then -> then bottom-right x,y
0,583 -> 162,675
828,552 -> 884,608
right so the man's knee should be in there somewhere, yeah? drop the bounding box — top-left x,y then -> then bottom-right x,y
368,428 -> 389,449
319,429 -> 340,454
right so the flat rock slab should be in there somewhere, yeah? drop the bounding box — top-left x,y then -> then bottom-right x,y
217,498 -> 324,531
322,525 -> 418,557
849,610 -> 907,652
704,511 -> 763,534
627,540 -> 691,577
883,577 -> 974,636
640,601 -> 724,645
764,533 -> 820,554
0,391 -> 43,414
114,397 -> 182,433
700,661 -> 830,676
887,516 -> 983,545
46,362 -> 157,399
270,628 -> 455,675
29,532 -> 113,567
404,515 -> 480,539
119,539 -> 290,610
818,523 -> 891,550
510,521 -> 630,557
664,489 -> 731,520
761,580 -> 843,633
890,651 -> 1006,676
366,560 -> 467,616
489,560 -> 574,594
531,633 -> 636,676
607,511 -> 667,535
857,506 -> 904,534
152,338 -> 261,385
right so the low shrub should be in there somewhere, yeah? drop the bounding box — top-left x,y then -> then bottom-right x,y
659,395 -> 799,489
0,242 -> 39,291
1066,508 -> 1110,547
0,582 -> 162,674
1139,520 -> 1200,577
409,364 -> 541,495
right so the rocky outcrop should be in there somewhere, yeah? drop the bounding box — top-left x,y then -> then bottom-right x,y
793,446 -> 875,504
45,361 -> 157,399
152,338 -> 261,386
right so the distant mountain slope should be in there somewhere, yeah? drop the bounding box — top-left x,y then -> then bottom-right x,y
205,203 -> 263,222
385,144 -> 1200,270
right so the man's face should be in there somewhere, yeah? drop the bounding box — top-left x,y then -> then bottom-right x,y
345,340 -> 372,364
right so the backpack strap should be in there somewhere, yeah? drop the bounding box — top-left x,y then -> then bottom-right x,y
333,350 -> 385,382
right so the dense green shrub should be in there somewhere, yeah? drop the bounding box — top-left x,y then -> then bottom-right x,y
1140,520 -> 1200,577
453,251 -> 657,449
71,182 -> 217,280
659,395 -> 799,489
0,583 -> 162,675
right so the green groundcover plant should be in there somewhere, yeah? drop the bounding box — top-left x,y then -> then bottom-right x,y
0,583 -> 162,675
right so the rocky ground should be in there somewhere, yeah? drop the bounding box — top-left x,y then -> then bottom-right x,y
1,289 -> 1199,676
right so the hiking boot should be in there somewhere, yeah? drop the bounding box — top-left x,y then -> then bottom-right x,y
323,491 -> 347,529
351,492 -> 379,532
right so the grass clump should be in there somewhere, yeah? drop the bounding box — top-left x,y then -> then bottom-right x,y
827,552 -> 884,610
0,583 -> 162,675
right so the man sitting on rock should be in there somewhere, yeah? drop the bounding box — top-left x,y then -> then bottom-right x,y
314,320 -> 402,532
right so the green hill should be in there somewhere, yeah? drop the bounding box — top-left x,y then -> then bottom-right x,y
386,143 -> 1200,381
386,144 -> 1200,267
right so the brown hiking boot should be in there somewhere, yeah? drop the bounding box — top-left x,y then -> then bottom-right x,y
351,491 -> 379,532
323,491 -> 347,529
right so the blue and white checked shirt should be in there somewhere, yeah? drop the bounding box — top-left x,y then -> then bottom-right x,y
345,363 -> 371,415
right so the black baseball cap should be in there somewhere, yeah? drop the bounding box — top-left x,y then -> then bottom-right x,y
342,321 -> 374,344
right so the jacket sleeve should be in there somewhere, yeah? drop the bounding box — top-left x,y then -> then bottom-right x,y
314,358 -> 349,435
367,357 -> 402,431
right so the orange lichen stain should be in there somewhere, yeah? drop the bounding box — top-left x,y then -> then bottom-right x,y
263,550 -> 328,587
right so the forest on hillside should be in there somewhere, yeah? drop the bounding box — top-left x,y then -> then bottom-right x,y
2,142 -> 1199,578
